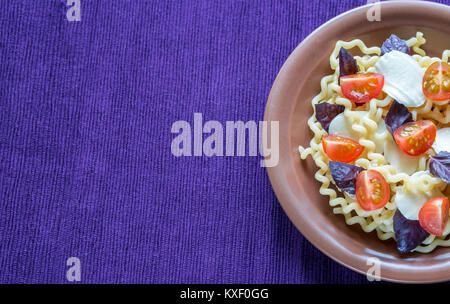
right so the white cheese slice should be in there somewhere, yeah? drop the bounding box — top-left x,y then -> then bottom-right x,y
375,50 -> 426,108
328,112 -> 361,141
433,127 -> 450,153
395,186 -> 444,220
384,139 -> 421,175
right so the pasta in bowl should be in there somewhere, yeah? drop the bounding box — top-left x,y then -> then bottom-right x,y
298,32 -> 449,254
264,1 -> 450,283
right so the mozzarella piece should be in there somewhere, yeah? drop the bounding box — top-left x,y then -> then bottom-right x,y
375,50 -> 425,108
395,186 -> 443,220
433,127 -> 450,153
328,112 -> 361,141
384,139 -> 421,175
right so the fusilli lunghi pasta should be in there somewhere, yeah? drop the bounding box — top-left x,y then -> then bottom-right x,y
299,32 -> 449,253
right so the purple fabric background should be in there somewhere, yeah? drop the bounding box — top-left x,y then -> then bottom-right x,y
0,0 -> 447,284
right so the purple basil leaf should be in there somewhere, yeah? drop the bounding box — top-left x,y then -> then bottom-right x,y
339,48 -> 359,79
429,151 -> 450,183
329,161 -> 364,195
315,103 -> 345,132
381,34 -> 410,55
393,209 -> 429,253
338,48 -> 364,106
384,100 -> 413,136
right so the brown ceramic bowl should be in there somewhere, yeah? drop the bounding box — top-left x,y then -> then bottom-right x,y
264,1 -> 450,283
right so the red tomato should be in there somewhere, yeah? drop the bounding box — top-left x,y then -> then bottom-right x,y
355,170 -> 390,211
419,197 -> 449,236
393,120 -> 436,156
422,62 -> 450,101
322,135 -> 364,163
340,73 -> 384,104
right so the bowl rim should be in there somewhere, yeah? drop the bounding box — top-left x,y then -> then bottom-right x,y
264,0 -> 450,283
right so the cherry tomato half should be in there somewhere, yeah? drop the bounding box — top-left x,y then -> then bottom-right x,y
322,135 -> 364,163
422,62 -> 450,101
419,197 -> 449,236
340,72 -> 384,104
355,170 -> 390,211
393,120 -> 436,156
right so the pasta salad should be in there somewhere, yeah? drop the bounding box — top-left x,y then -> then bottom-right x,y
299,32 -> 450,253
